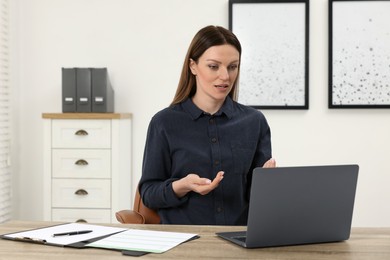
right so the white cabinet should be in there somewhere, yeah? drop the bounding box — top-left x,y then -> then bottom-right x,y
42,113 -> 132,223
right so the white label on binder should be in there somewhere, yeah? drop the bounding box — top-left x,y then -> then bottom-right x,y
95,97 -> 104,102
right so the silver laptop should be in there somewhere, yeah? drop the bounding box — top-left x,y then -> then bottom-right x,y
216,164 -> 359,248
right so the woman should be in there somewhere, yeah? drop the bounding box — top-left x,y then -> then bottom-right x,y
139,25 -> 276,225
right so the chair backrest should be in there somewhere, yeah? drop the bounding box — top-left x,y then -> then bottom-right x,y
134,187 -> 160,224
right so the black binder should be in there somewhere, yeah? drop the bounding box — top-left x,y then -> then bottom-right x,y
76,68 -> 92,112
91,68 -> 114,113
62,68 -> 77,112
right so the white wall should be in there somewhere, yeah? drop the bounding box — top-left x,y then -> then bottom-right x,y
11,0 -> 390,227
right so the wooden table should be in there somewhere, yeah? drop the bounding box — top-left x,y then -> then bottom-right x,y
1,221 -> 389,259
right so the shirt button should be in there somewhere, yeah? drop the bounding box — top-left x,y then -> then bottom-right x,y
217,207 -> 223,213
211,137 -> 217,143
209,118 -> 214,124
214,160 -> 220,166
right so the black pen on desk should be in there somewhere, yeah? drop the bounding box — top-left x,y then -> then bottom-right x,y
52,230 -> 93,237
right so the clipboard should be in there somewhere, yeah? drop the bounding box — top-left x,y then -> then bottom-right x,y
0,223 -> 127,248
1,222 -> 199,255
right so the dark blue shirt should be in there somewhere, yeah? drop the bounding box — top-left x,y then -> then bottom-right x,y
139,97 -> 272,225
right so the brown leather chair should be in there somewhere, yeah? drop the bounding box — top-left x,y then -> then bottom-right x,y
115,186 -> 160,224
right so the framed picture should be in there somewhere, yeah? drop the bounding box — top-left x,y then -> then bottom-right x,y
229,0 -> 309,109
329,0 -> 390,108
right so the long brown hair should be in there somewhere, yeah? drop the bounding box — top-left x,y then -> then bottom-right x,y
171,25 -> 242,105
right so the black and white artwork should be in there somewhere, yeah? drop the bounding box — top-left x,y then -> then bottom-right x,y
330,0 -> 390,108
229,0 -> 309,109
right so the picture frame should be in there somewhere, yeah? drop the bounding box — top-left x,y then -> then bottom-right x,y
229,0 -> 309,109
329,0 -> 390,108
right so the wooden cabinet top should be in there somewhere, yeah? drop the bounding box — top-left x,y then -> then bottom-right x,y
42,113 -> 132,119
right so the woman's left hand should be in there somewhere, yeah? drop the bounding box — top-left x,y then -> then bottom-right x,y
263,158 -> 276,168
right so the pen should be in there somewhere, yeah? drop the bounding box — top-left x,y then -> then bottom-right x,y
52,230 -> 93,237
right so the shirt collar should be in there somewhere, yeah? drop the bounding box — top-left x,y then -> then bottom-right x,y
182,96 -> 234,120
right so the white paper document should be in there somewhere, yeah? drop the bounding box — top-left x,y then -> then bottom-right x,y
3,223 -> 127,246
88,229 -> 198,253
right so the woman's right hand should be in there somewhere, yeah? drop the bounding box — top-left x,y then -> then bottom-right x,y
172,171 -> 224,198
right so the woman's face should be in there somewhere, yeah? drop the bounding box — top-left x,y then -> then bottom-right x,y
190,44 -> 240,103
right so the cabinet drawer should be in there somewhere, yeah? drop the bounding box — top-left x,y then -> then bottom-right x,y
52,209 -> 111,223
52,179 -> 111,208
52,119 -> 111,148
52,149 -> 111,178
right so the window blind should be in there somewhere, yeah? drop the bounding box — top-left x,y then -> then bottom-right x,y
0,0 -> 11,223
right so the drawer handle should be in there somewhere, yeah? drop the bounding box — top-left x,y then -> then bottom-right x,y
75,189 -> 88,196
75,159 -> 88,166
75,129 -> 89,136
76,219 -> 87,223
